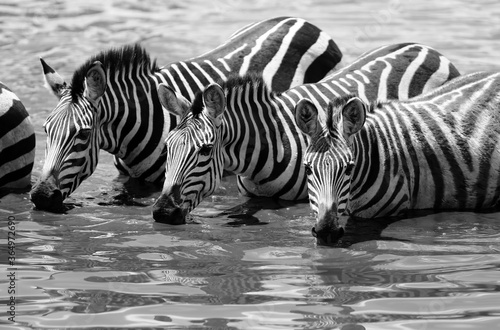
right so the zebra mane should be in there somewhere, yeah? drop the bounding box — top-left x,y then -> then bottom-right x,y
190,91 -> 205,117
326,94 -> 357,130
70,44 -> 159,102
190,72 -> 276,117
221,72 -> 270,92
326,95 -> 392,132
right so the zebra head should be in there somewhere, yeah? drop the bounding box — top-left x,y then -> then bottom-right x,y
295,96 -> 366,245
30,59 -> 106,212
152,83 -> 226,224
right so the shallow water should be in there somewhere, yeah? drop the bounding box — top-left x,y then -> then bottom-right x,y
1,0 -> 500,329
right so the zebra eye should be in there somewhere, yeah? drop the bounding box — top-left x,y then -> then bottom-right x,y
345,162 -> 355,176
77,128 -> 91,140
199,144 -> 213,156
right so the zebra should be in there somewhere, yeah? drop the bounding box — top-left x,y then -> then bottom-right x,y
152,42 -> 461,224
295,71 -> 500,245
0,82 -> 35,193
29,16 -> 342,212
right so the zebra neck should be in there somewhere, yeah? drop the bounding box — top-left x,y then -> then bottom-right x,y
219,89 -> 298,180
347,104 -> 404,215
98,73 -> 171,178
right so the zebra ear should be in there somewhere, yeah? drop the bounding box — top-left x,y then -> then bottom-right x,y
157,84 -> 191,117
40,58 -> 67,99
342,97 -> 366,138
84,61 -> 107,103
203,83 -> 226,118
295,99 -> 320,137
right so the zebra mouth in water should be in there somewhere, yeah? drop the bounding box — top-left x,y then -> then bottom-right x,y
152,194 -> 188,225
29,173 -> 66,213
30,184 -> 64,213
311,224 -> 345,246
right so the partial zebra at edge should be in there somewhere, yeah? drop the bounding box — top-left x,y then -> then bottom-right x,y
0,82 -> 35,192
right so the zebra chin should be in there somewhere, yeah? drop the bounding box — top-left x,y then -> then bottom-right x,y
152,194 -> 188,225
30,177 -> 64,213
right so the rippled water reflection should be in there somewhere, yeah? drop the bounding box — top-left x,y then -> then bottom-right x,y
1,0 -> 500,329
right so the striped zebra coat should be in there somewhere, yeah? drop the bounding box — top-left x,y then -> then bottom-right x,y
295,71 -> 500,245
152,43 -> 460,224
0,82 -> 35,192
30,16 -> 342,212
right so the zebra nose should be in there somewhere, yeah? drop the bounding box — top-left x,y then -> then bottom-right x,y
30,180 -> 64,212
312,206 -> 344,245
312,226 -> 345,246
152,194 -> 186,225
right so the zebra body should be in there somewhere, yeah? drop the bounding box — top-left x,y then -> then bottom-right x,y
0,82 -> 35,191
152,43 -> 460,224
296,71 -> 500,245
30,16 -> 342,211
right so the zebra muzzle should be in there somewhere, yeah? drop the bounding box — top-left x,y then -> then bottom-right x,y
152,192 -> 187,225
30,177 -> 64,213
312,226 -> 345,246
312,205 -> 345,245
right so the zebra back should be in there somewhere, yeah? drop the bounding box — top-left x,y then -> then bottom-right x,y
322,43 -> 460,101
0,82 -> 35,191
156,17 -> 342,101
295,43 -> 460,105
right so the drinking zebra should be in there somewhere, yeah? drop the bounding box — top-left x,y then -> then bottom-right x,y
295,71 -> 500,245
0,82 -> 35,192
30,16 -> 342,212
152,43 -> 460,224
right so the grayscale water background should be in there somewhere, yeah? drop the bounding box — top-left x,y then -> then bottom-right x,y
1,0 -> 500,329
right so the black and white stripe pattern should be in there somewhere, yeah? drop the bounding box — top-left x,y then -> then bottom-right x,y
0,82 -> 35,191
297,71 -> 500,244
152,43 -> 460,224
30,16 -> 342,211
